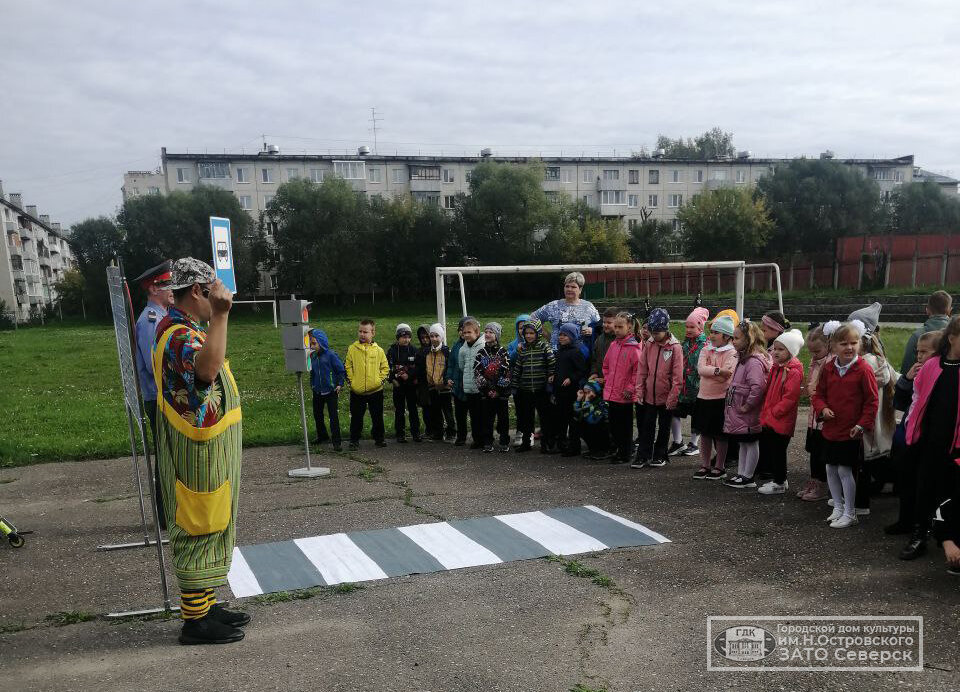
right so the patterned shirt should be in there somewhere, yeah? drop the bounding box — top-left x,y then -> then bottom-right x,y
532,299 -> 600,348
155,307 -> 225,428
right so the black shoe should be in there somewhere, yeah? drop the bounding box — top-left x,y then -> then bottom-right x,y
884,521 -> 912,536
899,533 -> 928,561
179,615 -> 245,645
412,435 -> 422,443
667,442 -> 684,456
348,442 -> 359,451
375,440 -> 387,448
470,441 -> 483,450
333,444 -> 342,452
208,603 -> 251,628
397,436 -> 408,444
612,455 -> 630,465
483,444 -> 494,453
648,457 -> 668,468
515,443 -> 532,453
454,439 -> 466,447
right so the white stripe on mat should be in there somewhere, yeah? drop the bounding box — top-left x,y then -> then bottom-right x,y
584,505 -> 671,543
228,547 -> 264,597
398,522 -> 503,570
495,511 -> 608,555
294,533 -> 389,585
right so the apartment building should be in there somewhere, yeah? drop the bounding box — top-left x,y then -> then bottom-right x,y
132,147 -> 916,232
0,181 -> 76,322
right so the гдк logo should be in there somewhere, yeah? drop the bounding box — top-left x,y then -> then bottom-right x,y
714,625 -> 776,662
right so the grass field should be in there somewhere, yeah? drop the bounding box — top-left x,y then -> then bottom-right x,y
0,300 -> 915,468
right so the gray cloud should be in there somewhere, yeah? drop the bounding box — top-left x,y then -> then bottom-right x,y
1,0 -> 957,227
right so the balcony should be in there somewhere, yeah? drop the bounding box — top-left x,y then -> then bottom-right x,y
600,204 -> 627,217
409,178 -> 442,193
597,176 -> 623,191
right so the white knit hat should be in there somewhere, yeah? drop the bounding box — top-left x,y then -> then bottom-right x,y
428,322 -> 445,342
775,328 -> 804,357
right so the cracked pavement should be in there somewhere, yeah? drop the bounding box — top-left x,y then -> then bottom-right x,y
1,416 -> 959,692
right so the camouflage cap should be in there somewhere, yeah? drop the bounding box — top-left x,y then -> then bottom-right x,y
168,257 -> 216,290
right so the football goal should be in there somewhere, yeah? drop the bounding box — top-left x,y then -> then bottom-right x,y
434,262 -> 783,329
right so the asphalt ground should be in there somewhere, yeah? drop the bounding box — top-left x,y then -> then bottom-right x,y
1,411 -> 958,692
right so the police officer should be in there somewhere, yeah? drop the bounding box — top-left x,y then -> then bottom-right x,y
134,260 -> 174,529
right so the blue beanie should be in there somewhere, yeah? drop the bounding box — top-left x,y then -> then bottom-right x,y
559,323 -> 580,341
648,307 -> 670,332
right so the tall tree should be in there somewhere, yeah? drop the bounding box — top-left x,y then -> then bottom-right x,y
755,158 -> 882,254
118,186 -> 260,295
677,187 -> 772,260
656,127 -> 736,159
887,181 -> 960,235
66,216 -> 125,316
627,209 -> 674,262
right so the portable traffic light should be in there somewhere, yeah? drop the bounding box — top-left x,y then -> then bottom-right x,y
279,298 -> 312,373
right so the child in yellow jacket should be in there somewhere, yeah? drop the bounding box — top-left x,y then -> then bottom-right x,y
345,319 -> 390,449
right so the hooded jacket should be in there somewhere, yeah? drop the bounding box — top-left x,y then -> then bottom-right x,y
345,339 -> 389,395
902,314 -> 951,373
637,334 -> 684,409
507,314 -> 531,363
696,344 -> 738,400
759,357 -> 804,436
425,344 -> 451,391
602,333 -> 641,404
387,342 -> 420,387
555,338 -> 589,392
679,332 -> 708,404
308,328 -> 346,396
590,329 -> 616,378
511,318 -> 556,392
723,352 -> 771,436
474,339 -> 512,398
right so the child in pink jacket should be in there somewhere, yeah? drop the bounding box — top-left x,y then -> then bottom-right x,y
723,321 -> 773,488
602,311 -> 643,463
633,308 -> 683,469
692,313 -> 739,479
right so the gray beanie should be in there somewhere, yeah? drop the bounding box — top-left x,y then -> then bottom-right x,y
847,302 -> 882,335
484,322 -> 503,341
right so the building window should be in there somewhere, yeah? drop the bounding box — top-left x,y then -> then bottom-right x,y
236,168 -> 249,183
894,170 -> 904,182
368,167 -> 382,183
392,168 -> 405,183
264,194 -> 275,206
873,168 -> 891,181
370,193 -> 383,202
648,194 -> 658,207
601,190 -> 626,205
695,169 -> 704,183
602,169 -> 620,181
198,162 -> 229,179
711,169 -> 728,181
628,169 -> 640,184
442,169 -> 455,183
545,166 -> 561,181
583,169 -> 595,183
261,168 -> 274,183
465,169 -> 474,183
269,274 -> 278,290
582,194 -> 594,205
310,169 -> 325,183
672,219 -> 682,231
410,166 -> 441,180
148,187 -> 160,195
176,168 -> 191,183
334,161 -> 365,179
561,169 -> 572,183
668,194 -> 683,208
545,191 -> 559,205
265,221 -> 277,237
238,195 -> 252,210
443,195 -> 457,209
648,169 -> 660,185
671,170 -> 683,183
10,256 -> 22,271
736,170 -> 746,183
628,194 -> 639,208
287,168 -> 301,180
412,191 -> 440,205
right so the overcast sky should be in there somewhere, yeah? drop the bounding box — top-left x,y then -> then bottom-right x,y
1,1 -> 957,228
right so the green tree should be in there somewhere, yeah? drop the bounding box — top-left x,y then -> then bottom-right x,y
66,216 -> 125,317
118,186 -> 260,295
454,160 -> 554,265
677,187 -> 772,260
656,127 -> 736,160
53,269 -> 86,316
755,158 -> 882,254
627,209 -> 674,262
266,177 -> 376,298
887,181 -> 960,235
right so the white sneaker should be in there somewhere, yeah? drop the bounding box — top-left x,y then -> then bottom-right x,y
826,508 -> 843,522
830,515 -> 859,529
758,481 -> 786,495
855,508 -> 871,516
827,499 -> 834,507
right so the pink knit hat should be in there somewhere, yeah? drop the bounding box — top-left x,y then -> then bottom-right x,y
685,307 -> 710,333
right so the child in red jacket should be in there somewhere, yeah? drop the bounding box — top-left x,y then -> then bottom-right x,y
633,308 -> 684,469
812,320 -> 880,529
757,329 -> 805,495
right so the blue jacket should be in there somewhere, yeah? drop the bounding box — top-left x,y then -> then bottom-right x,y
309,328 -> 346,395
507,314 -> 530,363
446,339 -> 466,400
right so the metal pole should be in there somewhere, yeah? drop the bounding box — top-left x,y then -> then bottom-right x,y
137,411 -> 172,610
456,271 -> 467,318
298,372 -> 312,470
435,268 -> 446,333
127,407 -> 151,544
272,300 -> 278,329
735,265 -> 745,320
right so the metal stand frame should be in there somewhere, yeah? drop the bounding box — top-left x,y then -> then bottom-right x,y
288,371 -> 330,478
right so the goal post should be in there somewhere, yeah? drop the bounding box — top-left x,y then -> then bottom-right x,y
435,261 -> 784,330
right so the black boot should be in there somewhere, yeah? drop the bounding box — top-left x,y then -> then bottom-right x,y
179,614 -> 245,645
899,527 -> 928,561
516,434 -> 532,453
208,603 -> 251,628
